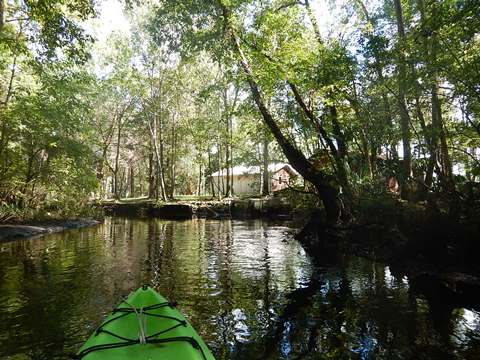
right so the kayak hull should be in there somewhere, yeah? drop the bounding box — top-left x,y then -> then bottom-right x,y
75,286 -> 215,360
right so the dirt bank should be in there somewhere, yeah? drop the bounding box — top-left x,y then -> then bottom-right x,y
100,196 -> 299,219
0,218 -> 101,242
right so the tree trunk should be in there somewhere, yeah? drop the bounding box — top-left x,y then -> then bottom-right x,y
415,0 -> 436,192
393,0 -> 412,191
417,0 -> 454,192
428,2 -> 453,191
223,88 -> 232,197
23,148 -> 35,197
148,115 -> 167,202
197,163 -> 202,196
289,83 -> 352,200
229,26 -> 343,223
373,62 -> 398,160
304,0 -> 322,44
300,1 -> 352,192
208,151 -> 215,197
0,0 -> 4,32
348,87 -> 373,177
329,105 -> 347,159
229,115 -> 234,195
129,165 -> 134,198
353,1 -> 398,160
148,148 -> 155,199
217,144 -> 223,198
170,115 -> 176,199
119,168 -> 126,198
351,97 -> 377,179
113,116 -> 122,200
262,129 -> 270,196
369,145 -> 377,175
432,83 -> 454,191
0,26 -> 22,162
225,144 -> 230,197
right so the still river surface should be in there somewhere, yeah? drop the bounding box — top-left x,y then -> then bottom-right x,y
0,218 -> 479,359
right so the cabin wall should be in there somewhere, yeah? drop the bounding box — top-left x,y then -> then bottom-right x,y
210,165 -> 298,195
233,175 -> 260,194
210,174 -> 260,195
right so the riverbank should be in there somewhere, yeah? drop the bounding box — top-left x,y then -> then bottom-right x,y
296,197 -> 480,311
3,194 -> 479,303
99,194 -> 480,280
100,194 -> 301,219
0,218 -> 101,242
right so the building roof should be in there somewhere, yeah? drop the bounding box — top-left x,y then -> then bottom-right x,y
211,163 -> 296,177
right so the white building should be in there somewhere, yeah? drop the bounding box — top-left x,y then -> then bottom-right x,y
210,163 -> 298,195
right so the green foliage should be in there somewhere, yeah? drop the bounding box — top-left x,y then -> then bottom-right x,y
275,187 -> 320,211
0,1 -> 98,221
23,0 -> 95,62
2,0 -> 480,221
355,196 -> 400,226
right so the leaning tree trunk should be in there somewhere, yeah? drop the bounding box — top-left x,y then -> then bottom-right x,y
300,3 -> 352,197
304,0 -> 322,44
229,27 -> 343,223
289,83 -> 352,202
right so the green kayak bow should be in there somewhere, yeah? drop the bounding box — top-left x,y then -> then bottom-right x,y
75,286 -> 215,360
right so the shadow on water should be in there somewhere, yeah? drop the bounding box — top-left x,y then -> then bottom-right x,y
0,217 -> 479,359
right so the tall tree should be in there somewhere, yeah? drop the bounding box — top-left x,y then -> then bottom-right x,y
393,0 -> 413,192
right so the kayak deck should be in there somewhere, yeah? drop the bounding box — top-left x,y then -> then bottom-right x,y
75,286 -> 215,360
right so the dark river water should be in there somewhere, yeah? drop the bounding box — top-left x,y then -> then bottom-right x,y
0,218 -> 479,359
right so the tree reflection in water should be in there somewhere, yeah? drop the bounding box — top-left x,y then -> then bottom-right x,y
0,218 -> 479,359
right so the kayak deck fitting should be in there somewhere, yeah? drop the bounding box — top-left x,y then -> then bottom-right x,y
75,285 -> 215,360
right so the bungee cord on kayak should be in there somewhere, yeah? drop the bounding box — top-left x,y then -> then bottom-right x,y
128,303 -> 147,344
74,336 -> 207,359
74,287 -> 212,360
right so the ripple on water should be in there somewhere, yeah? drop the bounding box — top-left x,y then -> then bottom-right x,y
0,218 -> 479,360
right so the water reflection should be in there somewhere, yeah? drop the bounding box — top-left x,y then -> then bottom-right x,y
0,218 -> 479,359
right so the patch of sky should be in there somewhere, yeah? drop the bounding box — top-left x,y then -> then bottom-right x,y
352,333 -> 378,360
280,320 -> 293,357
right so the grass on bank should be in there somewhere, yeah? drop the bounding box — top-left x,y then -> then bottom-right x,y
0,199 -> 102,224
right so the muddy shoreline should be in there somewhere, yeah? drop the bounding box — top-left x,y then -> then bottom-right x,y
0,218 -> 102,242
100,197 -> 298,219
